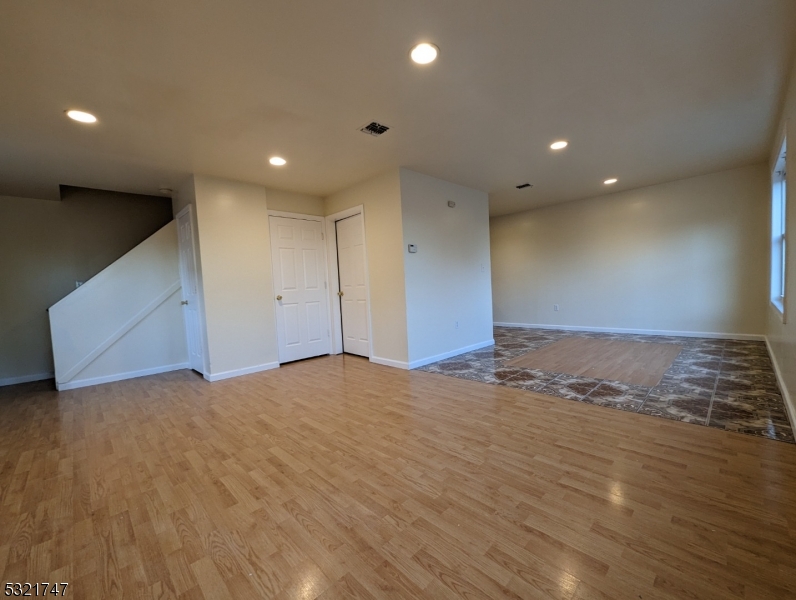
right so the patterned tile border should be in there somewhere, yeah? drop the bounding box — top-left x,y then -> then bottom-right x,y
418,327 -> 794,443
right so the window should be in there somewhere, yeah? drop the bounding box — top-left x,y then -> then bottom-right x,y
771,137 -> 787,317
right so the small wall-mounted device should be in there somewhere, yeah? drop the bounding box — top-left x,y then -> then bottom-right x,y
408,244 -> 418,253
447,200 -> 456,208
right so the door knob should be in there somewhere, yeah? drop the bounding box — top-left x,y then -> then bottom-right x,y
276,295 -> 283,301
338,291 -> 344,297
181,300 -> 189,305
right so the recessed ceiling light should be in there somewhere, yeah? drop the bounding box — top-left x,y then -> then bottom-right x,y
550,141 -> 568,150
410,43 -> 439,65
604,178 -> 618,185
269,157 -> 287,166
65,109 -> 97,123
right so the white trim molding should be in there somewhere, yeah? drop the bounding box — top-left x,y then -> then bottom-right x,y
370,356 -> 410,370
203,361 -> 280,382
494,322 -> 766,341
267,210 -> 324,222
408,339 -> 495,369
56,363 -> 189,391
369,340 -> 496,370
765,337 -> 796,430
0,372 -> 54,387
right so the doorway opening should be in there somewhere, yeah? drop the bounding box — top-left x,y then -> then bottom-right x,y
325,206 -> 372,358
175,205 -> 207,374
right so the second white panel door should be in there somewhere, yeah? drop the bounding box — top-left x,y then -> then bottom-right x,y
269,216 -> 331,363
176,207 -> 205,374
335,214 -> 370,357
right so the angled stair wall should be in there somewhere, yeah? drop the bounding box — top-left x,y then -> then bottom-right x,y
49,220 -> 188,390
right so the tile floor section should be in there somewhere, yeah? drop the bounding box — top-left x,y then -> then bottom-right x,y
419,327 -> 795,443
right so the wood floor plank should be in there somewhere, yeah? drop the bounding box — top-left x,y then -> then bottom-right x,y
506,336 -> 682,386
1,355 -> 795,598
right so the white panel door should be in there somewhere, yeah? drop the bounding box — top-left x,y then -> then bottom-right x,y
335,214 -> 370,357
270,216 -> 331,363
176,207 -> 205,373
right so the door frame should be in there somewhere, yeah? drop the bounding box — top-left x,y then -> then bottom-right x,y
267,210 -> 333,362
175,204 -> 209,375
325,205 -> 373,357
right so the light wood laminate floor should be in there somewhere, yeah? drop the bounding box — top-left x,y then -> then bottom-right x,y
1,355 -> 795,599
506,337 -> 682,386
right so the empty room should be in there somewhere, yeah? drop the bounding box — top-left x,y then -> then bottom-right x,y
2,1 -> 796,598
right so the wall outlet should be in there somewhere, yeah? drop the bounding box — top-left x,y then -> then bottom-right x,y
455,321 -> 459,329
553,304 -> 559,311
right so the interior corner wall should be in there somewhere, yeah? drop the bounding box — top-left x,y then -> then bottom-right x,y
172,176 -> 195,217
766,55 -> 796,422
265,188 -> 324,216
490,163 -> 769,336
324,170 -> 409,365
399,169 -> 493,367
0,189 -> 173,385
193,175 -> 280,378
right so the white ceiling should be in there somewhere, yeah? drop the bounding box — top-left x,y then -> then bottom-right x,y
1,0 -> 795,215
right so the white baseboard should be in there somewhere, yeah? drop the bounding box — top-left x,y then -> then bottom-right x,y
369,340 -> 497,371
407,339 -> 495,369
765,337 -> 796,430
494,322 -> 766,341
0,372 -> 54,387
370,356 -> 410,370
203,361 -> 280,382
56,363 -> 189,391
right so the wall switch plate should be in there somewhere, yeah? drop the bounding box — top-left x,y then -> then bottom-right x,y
408,244 -> 417,253
553,304 -> 559,311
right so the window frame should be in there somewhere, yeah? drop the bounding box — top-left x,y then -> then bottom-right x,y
771,135 -> 787,321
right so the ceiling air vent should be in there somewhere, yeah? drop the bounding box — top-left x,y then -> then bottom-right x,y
516,183 -> 533,189
360,121 -> 390,136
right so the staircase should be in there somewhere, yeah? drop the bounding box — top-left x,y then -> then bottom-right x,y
49,221 -> 189,390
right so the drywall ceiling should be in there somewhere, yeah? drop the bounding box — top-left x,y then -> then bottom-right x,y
1,0 -> 794,215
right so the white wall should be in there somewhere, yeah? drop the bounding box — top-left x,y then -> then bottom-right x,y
491,164 -> 769,336
325,170 -> 409,365
49,221 -> 188,390
193,175 -> 280,379
767,56 -> 796,423
265,188 -> 324,216
399,169 -> 493,367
